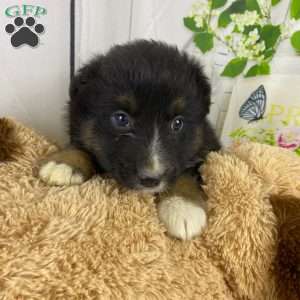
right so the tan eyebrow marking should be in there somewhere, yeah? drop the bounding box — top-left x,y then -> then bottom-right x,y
171,97 -> 185,115
116,95 -> 137,114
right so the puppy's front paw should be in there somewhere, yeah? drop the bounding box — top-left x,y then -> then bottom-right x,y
39,161 -> 85,186
157,196 -> 207,240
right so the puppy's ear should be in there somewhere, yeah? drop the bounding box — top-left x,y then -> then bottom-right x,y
69,56 -> 102,99
69,71 -> 87,99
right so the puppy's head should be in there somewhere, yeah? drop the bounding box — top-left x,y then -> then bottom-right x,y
69,40 -> 219,193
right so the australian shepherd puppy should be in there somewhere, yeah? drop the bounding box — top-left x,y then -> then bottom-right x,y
39,40 -> 220,240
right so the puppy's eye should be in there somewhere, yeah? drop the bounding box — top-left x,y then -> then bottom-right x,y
171,116 -> 184,132
111,111 -> 131,129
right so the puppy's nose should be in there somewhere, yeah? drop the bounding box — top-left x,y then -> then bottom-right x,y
139,176 -> 161,188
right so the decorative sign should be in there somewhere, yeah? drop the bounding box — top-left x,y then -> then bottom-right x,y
4,4 -> 46,48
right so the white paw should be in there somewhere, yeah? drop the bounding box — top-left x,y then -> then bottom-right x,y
39,161 -> 84,186
157,196 -> 207,240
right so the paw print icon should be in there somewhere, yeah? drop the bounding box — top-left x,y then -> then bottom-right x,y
5,17 -> 45,47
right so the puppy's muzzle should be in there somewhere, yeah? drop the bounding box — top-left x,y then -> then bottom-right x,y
138,175 -> 162,188
137,165 -> 167,188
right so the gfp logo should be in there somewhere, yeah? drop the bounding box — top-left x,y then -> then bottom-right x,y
4,5 -> 46,48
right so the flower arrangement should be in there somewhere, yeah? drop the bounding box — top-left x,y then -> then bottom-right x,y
184,0 -> 300,77
230,123 -> 300,156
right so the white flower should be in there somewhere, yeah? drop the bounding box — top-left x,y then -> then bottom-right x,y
248,28 -> 260,44
189,1 -> 210,17
243,32 -> 259,47
255,41 -> 266,54
231,32 -> 266,60
194,15 -> 204,28
280,19 -> 297,39
257,0 -> 271,17
231,11 -> 262,32
188,0 -> 274,65
189,1 -> 211,29
256,55 -> 265,63
236,42 -> 252,58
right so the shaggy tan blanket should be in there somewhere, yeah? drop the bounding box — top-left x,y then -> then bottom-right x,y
0,117 -> 300,300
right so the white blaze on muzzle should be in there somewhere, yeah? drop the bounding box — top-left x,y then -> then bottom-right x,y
142,126 -> 166,179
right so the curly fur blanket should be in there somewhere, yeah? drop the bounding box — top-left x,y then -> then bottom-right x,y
0,117 -> 300,300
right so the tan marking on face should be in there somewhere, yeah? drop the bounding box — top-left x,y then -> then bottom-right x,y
81,119 -> 97,152
193,127 -> 203,153
194,127 -> 209,161
80,119 -> 107,170
171,97 -> 185,115
116,95 -> 137,114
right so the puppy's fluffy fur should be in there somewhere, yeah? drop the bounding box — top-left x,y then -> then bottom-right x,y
68,40 -> 220,193
39,40 -> 221,240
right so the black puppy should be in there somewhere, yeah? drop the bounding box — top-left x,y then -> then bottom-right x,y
39,40 -> 220,240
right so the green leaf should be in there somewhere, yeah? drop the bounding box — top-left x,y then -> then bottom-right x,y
243,25 -> 261,34
218,0 -> 261,28
291,31 -> 300,52
194,32 -> 214,54
218,0 -> 246,27
245,62 -> 270,77
230,127 -> 248,138
221,57 -> 248,77
218,10 -> 232,27
184,17 -> 206,32
212,0 -> 227,9
291,0 -> 300,20
246,0 -> 261,14
233,25 -> 240,33
259,62 -> 270,74
272,0 -> 281,5
245,65 -> 260,77
264,48 -> 276,60
260,25 -> 281,49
